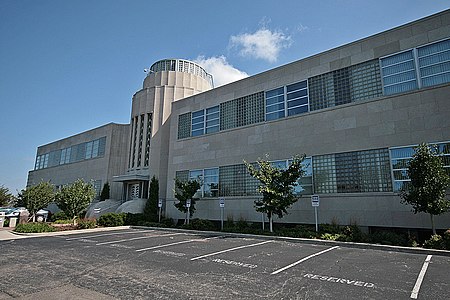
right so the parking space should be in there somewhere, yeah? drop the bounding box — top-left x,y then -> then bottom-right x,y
1,227 -> 448,299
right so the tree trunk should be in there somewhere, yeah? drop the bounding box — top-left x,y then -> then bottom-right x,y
430,214 -> 436,235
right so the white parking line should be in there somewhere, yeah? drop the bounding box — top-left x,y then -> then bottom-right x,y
136,236 -> 222,252
66,230 -> 149,241
410,255 -> 432,299
96,233 -> 183,245
271,246 -> 339,275
190,240 -> 272,261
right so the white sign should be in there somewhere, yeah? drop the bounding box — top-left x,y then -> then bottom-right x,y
311,195 -> 320,207
158,199 -> 163,208
186,199 -> 191,208
219,197 -> 225,208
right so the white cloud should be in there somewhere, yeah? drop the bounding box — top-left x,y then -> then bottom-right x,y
194,55 -> 248,87
230,28 -> 292,63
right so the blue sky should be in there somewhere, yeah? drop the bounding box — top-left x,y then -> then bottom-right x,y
1,0 -> 449,194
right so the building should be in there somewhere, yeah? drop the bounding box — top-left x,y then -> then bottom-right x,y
28,10 -> 450,229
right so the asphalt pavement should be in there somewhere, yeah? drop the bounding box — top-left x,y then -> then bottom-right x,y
1,227 -> 449,299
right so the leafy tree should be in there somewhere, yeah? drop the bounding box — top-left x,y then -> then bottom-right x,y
19,181 -> 55,222
144,176 -> 159,222
0,185 -> 15,207
100,182 -> 110,201
245,154 -> 306,232
401,143 -> 450,234
56,179 -> 96,225
173,178 -> 200,223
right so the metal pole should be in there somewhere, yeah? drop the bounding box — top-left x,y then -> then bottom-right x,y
315,207 -> 318,232
187,207 -> 190,225
158,206 -> 161,223
221,207 -> 224,231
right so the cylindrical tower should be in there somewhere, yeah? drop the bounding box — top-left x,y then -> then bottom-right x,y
120,59 -> 213,201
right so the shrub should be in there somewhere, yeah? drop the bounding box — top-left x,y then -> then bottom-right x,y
52,211 -> 68,221
98,212 -> 126,227
321,233 -> 345,241
77,218 -> 97,229
53,219 -> 72,224
124,213 -> 147,226
14,223 -> 56,233
370,231 -> 408,246
443,229 -> 450,250
182,219 -> 216,231
423,234 -> 445,250
339,225 -> 368,243
320,223 -> 341,234
276,225 -> 318,239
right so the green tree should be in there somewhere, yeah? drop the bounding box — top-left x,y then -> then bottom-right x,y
173,178 -> 200,223
19,181 -> 55,222
100,182 -> 110,201
245,154 -> 306,232
144,176 -> 159,222
0,185 -> 15,207
56,179 -> 96,225
401,143 -> 450,234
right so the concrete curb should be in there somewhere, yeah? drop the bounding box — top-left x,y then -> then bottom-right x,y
7,226 -> 132,238
131,225 -> 450,257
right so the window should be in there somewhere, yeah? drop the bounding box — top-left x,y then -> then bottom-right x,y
390,141 -> 450,192
418,39 -> 450,87
191,109 -> 205,137
178,112 -> 191,139
286,81 -> 309,116
219,164 -> 259,197
380,38 -> 450,95
34,137 -> 106,170
309,60 -> 382,111
220,92 -> 265,130
380,50 -> 418,95
265,87 -> 285,121
314,149 -> 392,193
203,168 -> 219,197
205,106 -> 220,134
144,113 -> 152,167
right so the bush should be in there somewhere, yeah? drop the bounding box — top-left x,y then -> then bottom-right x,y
370,231 -> 408,246
321,233 -> 345,241
276,225 -> 319,239
443,229 -> 450,250
320,223 -> 341,234
124,213 -> 147,226
14,223 -> 56,233
53,219 -> 72,224
77,218 -> 97,229
52,211 -> 68,221
339,225 -> 368,243
423,234 -> 445,250
181,219 -> 216,231
98,212 -> 126,227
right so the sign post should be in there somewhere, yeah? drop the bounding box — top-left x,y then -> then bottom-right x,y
219,197 -> 225,230
311,195 -> 320,232
186,199 -> 191,225
158,199 -> 163,223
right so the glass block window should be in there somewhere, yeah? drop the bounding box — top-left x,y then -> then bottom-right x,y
220,92 -> 265,130
313,154 -> 337,193
314,149 -> 391,193
287,81 -> 309,116
380,50 -> 418,95
178,112 -> 191,139
265,87 -> 285,121
191,109 -> 205,137
219,164 -> 259,197
309,60 -> 382,111
205,106 -> 220,134
175,170 -> 189,182
390,141 -> 450,192
418,39 -> 450,87
349,59 -> 383,101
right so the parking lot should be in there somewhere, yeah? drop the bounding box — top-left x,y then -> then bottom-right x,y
1,228 -> 449,299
